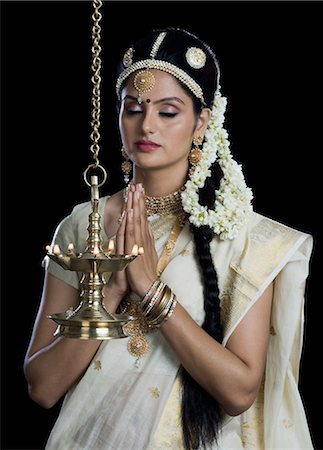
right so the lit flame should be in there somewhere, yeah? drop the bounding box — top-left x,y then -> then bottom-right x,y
93,245 -> 100,256
131,244 -> 139,255
45,245 -> 51,252
108,239 -> 115,254
68,243 -> 75,251
138,246 -> 144,255
53,244 -> 61,255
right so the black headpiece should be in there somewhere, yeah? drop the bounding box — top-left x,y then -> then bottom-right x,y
116,28 -> 220,108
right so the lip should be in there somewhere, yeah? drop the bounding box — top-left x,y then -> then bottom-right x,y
135,140 -> 161,152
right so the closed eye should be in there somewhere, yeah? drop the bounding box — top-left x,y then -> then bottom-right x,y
126,109 -> 143,115
125,110 -> 178,118
159,112 -> 178,118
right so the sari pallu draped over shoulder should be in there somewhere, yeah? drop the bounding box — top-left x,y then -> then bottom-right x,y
44,198 -> 314,449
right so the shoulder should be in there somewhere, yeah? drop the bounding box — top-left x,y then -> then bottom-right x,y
246,211 -> 312,248
210,210 -> 313,272
68,194 -> 110,224
229,211 -> 313,283
63,190 -> 124,241
53,195 -> 109,244
230,210 -> 312,244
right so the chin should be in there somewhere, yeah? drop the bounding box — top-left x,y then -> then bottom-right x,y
132,154 -> 162,167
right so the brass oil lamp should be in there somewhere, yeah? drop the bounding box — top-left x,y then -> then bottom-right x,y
46,174 -> 136,339
45,0 -> 136,339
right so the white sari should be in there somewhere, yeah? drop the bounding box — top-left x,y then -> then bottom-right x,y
44,197 -> 313,449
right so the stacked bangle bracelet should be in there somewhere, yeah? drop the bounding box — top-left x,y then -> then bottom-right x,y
141,279 -> 177,327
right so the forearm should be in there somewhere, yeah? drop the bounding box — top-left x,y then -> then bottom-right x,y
161,302 -> 259,416
25,285 -> 123,409
24,336 -> 102,408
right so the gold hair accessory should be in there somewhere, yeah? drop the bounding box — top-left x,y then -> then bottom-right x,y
189,135 -> 203,175
123,47 -> 134,67
116,60 -> 205,105
121,147 -> 132,184
186,47 -> 206,69
133,69 -> 155,104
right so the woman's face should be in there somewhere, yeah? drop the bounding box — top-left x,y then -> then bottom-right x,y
119,69 -> 208,172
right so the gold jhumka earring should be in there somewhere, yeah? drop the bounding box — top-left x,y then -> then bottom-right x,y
121,146 -> 132,184
188,135 -> 203,176
45,0 -> 138,340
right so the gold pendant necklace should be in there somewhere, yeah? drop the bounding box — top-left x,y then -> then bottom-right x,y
121,298 -> 152,362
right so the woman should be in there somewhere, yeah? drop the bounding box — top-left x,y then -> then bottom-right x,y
24,28 -> 313,449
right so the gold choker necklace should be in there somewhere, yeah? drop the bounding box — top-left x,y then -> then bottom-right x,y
124,184 -> 186,217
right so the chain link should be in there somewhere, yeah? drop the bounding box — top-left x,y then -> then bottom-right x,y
89,0 -> 103,168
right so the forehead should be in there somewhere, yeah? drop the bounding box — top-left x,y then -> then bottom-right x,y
122,69 -> 191,100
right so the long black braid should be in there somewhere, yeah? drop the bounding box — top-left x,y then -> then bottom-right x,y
180,158 -> 225,450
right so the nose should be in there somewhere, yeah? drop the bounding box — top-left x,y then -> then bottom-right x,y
141,109 -> 156,135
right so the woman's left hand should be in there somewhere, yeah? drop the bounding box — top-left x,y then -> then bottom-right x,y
125,183 -> 158,297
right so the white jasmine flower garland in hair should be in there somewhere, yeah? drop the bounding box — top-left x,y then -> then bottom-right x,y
181,94 -> 253,240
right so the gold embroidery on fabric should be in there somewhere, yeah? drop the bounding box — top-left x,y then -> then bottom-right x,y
148,376 -> 184,449
270,325 -> 276,336
282,418 -> 294,428
150,215 -> 177,241
219,218 -> 302,448
93,360 -> 102,370
220,218 -> 301,338
149,387 -> 161,398
241,377 -> 265,448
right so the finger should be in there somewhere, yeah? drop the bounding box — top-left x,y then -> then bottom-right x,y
147,221 -> 155,242
126,189 -> 133,212
115,209 -> 126,255
147,221 -> 155,247
125,208 -> 135,254
138,185 -> 147,220
136,184 -> 149,243
133,189 -> 143,247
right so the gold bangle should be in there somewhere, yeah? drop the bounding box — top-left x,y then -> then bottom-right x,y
150,294 -> 174,326
149,286 -> 173,323
141,279 -> 160,309
143,282 -> 165,315
163,296 -> 177,324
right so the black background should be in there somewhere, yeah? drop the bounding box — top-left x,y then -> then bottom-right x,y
1,1 -> 322,449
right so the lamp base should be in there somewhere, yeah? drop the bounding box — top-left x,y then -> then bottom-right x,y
49,311 -> 134,339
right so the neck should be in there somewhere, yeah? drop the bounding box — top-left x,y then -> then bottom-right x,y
133,164 -> 188,196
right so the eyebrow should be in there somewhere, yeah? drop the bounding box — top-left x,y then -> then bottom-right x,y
122,95 -> 185,105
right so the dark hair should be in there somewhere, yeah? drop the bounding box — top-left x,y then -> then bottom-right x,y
116,27 -> 220,109
182,160 -> 224,450
117,28 -> 224,450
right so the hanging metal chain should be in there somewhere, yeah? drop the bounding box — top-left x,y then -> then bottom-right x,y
90,0 -> 102,167
84,0 -> 107,187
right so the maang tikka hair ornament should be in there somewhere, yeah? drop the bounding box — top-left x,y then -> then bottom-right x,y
133,70 -> 155,104
116,28 -> 253,240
